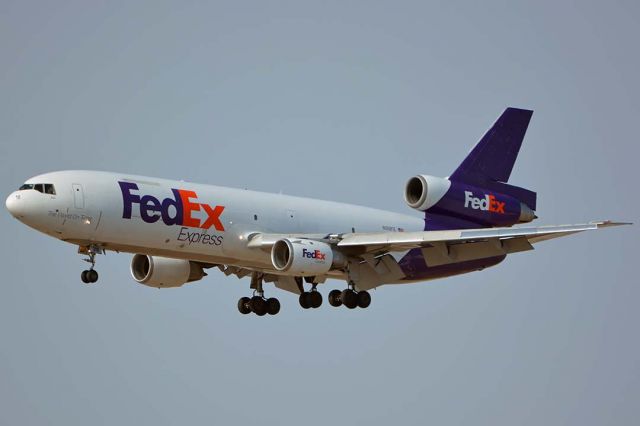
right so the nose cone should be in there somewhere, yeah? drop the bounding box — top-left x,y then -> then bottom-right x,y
6,192 -> 24,218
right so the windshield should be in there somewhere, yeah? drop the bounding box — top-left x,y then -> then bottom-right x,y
18,183 -> 56,195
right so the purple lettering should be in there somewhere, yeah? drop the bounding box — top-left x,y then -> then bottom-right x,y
119,182 -> 140,219
161,189 -> 184,226
140,195 -> 161,223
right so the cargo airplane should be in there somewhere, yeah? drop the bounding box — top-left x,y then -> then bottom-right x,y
5,108 -> 628,316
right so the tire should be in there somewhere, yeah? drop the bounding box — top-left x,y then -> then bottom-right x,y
251,296 -> 267,316
342,289 -> 358,309
238,297 -> 251,314
309,291 -> 322,309
357,291 -> 371,308
299,292 -> 311,309
266,298 -> 281,315
87,270 -> 99,283
81,270 -> 90,284
328,289 -> 342,307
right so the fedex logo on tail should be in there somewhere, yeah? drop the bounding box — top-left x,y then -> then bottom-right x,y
302,248 -> 326,261
464,191 -> 505,214
119,181 -> 225,231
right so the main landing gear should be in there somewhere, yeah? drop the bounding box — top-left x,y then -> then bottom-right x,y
328,282 -> 371,309
299,283 -> 323,309
235,274 -> 371,314
80,244 -> 102,284
238,273 -> 280,316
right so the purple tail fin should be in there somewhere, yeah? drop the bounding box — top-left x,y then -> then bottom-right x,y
450,107 -> 536,210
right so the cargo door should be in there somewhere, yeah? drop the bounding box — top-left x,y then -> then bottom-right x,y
72,183 -> 85,209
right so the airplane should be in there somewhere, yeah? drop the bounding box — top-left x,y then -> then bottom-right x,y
5,108 -> 629,316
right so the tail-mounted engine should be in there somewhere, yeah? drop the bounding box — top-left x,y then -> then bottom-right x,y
130,254 -> 206,288
404,175 -> 452,211
404,174 -> 536,226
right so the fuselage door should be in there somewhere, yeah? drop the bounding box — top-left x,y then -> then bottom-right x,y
72,183 -> 85,209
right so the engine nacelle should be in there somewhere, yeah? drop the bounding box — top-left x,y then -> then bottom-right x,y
271,239 -> 345,276
405,174 -> 536,227
130,254 -> 206,288
404,174 -> 452,211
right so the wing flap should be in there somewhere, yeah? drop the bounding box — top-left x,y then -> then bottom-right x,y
421,236 -> 534,267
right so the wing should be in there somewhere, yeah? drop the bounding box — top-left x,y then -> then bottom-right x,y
247,221 -> 630,265
245,220 -> 629,293
336,220 -> 629,254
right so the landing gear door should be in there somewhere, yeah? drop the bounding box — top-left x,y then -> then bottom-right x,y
72,183 -> 85,209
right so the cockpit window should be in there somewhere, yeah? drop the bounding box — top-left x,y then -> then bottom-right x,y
18,183 -> 56,195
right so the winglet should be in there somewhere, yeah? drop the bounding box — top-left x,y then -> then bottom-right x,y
591,220 -> 633,228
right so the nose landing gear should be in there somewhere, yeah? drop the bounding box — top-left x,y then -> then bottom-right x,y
79,244 -> 103,284
81,269 -> 98,284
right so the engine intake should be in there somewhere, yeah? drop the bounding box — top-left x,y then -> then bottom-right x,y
271,238 -> 345,276
404,175 -> 451,211
130,254 -> 206,288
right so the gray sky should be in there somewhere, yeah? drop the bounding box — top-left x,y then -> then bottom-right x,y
1,1 -> 638,425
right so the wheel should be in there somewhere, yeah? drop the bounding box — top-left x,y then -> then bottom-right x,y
328,289 -> 342,307
342,289 -> 358,309
309,291 -> 322,308
266,298 -> 281,315
299,292 -> 311,309
357,291 -> 371,308
250,296 -> 267,316
81,270 -> 90,284
87,270 -> 99,283
238,297 -> 251,314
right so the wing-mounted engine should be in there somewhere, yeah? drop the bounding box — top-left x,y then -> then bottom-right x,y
271,238 -> 346,276
130,254 -> 207,288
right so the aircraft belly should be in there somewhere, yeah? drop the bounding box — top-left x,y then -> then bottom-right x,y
73,239 -> 271,270
396,248 -> 506,283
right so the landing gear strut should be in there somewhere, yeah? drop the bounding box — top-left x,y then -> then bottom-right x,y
238,273 -> 280,316
80,244 -> 102,284
328,282 -> 371,309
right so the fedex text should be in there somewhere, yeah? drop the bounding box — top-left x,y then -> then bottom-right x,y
302,248 -> 326,261
464,191 -> 505,214
119,181 -> 225,231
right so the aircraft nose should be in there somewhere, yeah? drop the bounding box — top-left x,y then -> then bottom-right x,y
6,192 -> 23,218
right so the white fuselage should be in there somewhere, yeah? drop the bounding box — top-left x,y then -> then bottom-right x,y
6,171 -> 423,273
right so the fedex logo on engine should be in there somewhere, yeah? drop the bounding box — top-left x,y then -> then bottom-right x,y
302,248 -> 326,261
464,191 -> 505,214
119,181 -> 225,231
